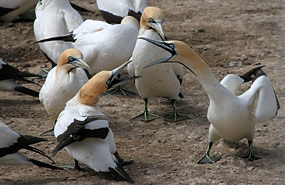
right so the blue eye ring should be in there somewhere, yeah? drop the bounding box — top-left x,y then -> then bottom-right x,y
169,43 -> 174,49
149,18 -> 155,23
68,56 -> 74,62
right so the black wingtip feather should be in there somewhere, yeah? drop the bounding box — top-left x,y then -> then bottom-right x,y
36,34 -> 75,43
101,165 -> 134,183
28,158 -> 62,170
14,86 -> 39,97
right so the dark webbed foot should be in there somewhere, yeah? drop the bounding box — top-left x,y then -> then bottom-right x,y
105,85 -> 137,96
241,140 -> 260,161
114,152 -> 134,167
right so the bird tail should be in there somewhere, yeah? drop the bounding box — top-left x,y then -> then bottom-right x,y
36,34 -> 75,43
28,158 -> 61,170
14,86 -> 39,97
102,165 -> 134,184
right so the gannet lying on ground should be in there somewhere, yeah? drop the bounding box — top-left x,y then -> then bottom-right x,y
128,7 -> 185,122
0,120 -> 60,169
141,37 -> 280,163
96,0 -> 147,24
53,61 -> 137,183
0,58 -> 41,97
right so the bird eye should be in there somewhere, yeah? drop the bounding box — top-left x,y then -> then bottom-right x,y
169,43 -> 174,49
106,79 -> 111,86
68,56 -> 74,62
149,18 -> 155,23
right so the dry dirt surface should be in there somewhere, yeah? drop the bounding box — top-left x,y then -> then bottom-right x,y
0,0 -> 284,184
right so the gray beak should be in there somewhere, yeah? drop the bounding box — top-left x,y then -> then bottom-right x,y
107,60 -> 140,89
69,58 -> 90,72
150,22 -> 165,40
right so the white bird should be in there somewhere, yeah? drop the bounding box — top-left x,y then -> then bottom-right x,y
37,16 -> 139,76
96,0 -> 147,24
0,120 -> 60,169
0,0 -> 37,22
34,0 -> 83,64
128,7 -> 184,122
0,58 -> 41,97
39,48 -> 90,121
142,38 -> 280,163
53,61 -> 135,182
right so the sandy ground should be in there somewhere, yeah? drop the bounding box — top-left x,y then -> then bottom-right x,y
0,0 -> 284,184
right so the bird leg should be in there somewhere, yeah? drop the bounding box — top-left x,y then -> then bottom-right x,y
241,140 -> 260,161
114,152 -> 133,166
106,85 -> 137,96
131,98 -> 160,122
164,99 -> 189,122
197,142 -> 221,164
60,159 -> 89,171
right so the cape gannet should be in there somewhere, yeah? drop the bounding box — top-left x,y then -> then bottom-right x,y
39,48 -> 90,120
128,7 -> 185,122
0,120 -> 60,169
142,38 -> 280,163
34,0 -> 83,64
53,61 -> 136,183
37,16 -> 139,76
96,0 -> 147,24
0,58 -> 41,97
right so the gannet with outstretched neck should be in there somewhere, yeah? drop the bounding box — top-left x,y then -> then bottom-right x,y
142,37 -> 279,163
54,61 -> 137,183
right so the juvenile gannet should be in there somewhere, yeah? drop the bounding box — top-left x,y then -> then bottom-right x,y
142,38 -> 280,163
39,48 -> 90,121
128,7 -> 184,122
34,0 -> 83,64
53,61 -> 136,183
0,120 -> 60,169
0,58 -> 41,97
96,0 -> 147,24
37,16 -> 139,76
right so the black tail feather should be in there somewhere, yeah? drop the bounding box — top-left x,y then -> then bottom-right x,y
107,166 -> 134,183
70,3 -> 92,13
14,86 -> 39,97
239,65 -> 265,82
28,158 -> 61,170
36,34 -> 75,43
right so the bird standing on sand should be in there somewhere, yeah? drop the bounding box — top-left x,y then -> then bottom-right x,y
96,0 -> 147,24
0,58 -> 41,97
142,37 -> 279,163
34,0 -> 83,64
53,61 -> 136,183
0,120 -> 59,169
128,7 -> 185,122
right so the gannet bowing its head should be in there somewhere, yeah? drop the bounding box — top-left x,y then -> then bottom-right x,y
39,48 -> 90,130
54,60 -> 137,183
142,37 -> 279,163
0,121 -> 60,169
0,58 -> 41,97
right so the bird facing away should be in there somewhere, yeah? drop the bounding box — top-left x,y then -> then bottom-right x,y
128,7 -> 185,122
142,37 -> 279,163
0,0 -> 38,22
0,120 -> 60,169
39,48 -> 90,120
36,16 -> 139,76
96,0 -> 147,24
34,0 -> 83,64
53,61 -> 136,183
0,58 -> 41,97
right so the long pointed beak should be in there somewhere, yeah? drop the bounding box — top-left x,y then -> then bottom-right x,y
107,60 -> 140,89
69,58 -> 90,72
139,37 -> 176,68
150,22 -> 165,40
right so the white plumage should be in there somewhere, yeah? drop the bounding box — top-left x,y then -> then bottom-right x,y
34,0 -> 83,63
